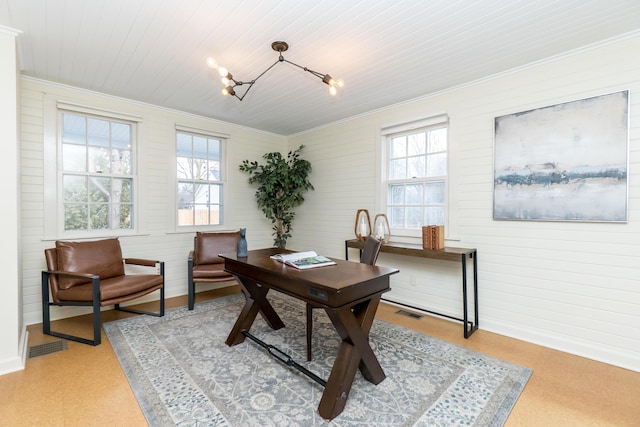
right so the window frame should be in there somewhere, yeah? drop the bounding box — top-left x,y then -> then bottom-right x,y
379,115 -> 449,239
172,125 -> 229,231
43,97 -> 143,240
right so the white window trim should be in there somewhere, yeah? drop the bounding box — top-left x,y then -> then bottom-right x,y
56,100 -> 143,123
380,114 -> 449,136
376,113 -> 452,241
43,94 -> 145,240
167,123 -> 231,233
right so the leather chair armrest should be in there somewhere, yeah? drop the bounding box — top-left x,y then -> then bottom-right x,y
188,250 -> 195,261
124,258 -> 160,267
42,270 -> 101,305
44,270 -> 99,280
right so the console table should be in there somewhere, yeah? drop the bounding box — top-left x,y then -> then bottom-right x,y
345,239 -> 478,338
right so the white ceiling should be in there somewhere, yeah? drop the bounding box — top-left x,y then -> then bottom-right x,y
2,0 -> 640,136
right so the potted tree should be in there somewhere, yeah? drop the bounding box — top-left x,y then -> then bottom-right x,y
239,145 -> 314,248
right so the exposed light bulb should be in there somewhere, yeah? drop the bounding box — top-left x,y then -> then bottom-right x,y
336,79 -> 344,88
206,57 -> 217,69
221,77 -> 230,86
218,67 -> 228,77
221,87 -> 230,96
329,85 -> 337,96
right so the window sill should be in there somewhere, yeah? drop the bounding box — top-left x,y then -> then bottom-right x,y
41,231 -> 150,242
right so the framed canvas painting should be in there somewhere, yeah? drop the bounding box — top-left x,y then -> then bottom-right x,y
493,90 -> 629,222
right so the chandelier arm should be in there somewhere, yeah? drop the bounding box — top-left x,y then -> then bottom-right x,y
248,59 -> 281,86
235,81 -> 257,101
232,59 -> 282,101
282,59 -> 325,80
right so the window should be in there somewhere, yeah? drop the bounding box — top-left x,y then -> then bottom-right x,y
176,131 -> 224,226
60,112 -> 135,232
382,117 -> 448,234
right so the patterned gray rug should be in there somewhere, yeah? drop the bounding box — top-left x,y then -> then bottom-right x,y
104,293 -> 531,426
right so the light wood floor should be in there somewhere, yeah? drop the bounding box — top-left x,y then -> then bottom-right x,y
1,286 -> 638,426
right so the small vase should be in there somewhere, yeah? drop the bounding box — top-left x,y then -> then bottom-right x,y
237,228 -> 248,257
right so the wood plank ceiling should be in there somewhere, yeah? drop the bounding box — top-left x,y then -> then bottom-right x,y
1,0 -> 640,135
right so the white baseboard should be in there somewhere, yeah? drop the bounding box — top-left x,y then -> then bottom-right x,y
380,298 -> 639,373
0,326 -> 28,376
480,319 -> 640,373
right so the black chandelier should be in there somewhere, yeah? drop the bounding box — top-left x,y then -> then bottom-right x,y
208,41 -> 344,101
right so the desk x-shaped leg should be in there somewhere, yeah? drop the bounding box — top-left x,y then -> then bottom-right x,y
318,293 -> 385,420
225,275 -> 285,346
226,273 -> 386,421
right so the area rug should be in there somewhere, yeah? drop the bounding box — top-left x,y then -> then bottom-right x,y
104,293 -> 531,426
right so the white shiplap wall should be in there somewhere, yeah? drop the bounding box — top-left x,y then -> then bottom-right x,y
19,78 -> 286,325
288,34 -> 640,372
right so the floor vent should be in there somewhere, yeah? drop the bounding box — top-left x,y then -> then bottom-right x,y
395,309 -> 423,319
28,339 -> 67,359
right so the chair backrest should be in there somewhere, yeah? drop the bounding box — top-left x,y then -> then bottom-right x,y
44,238 -> 125,298
360,236 -> 382,265
193,231 -> 240,265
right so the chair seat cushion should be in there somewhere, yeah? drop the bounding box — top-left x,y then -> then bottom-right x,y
56,274 -> 163,304
192,264 -> 234,281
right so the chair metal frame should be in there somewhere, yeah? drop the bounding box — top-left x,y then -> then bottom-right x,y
42,258 -> 165,346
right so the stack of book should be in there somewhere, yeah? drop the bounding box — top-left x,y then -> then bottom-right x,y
422,225 -> 444,250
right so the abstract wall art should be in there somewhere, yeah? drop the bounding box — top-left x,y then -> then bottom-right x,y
493,91 -> 629,222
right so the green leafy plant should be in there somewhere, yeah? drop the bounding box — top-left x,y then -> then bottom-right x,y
239,145 -> 314,248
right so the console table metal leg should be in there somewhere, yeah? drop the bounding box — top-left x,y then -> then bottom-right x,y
473,251 -> 479,330
463,251 -> 479,338
462,254 -> 469,337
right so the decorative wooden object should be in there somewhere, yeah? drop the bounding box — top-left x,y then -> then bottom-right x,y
422,225 -> 444,249
354,209 -> 371,240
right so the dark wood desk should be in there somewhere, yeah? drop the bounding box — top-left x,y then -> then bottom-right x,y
345,239 -> 478,338
220,248 -> 399,420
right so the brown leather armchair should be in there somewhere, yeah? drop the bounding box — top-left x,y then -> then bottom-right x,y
188,231 -> 239,310
42,238 -> 165,346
